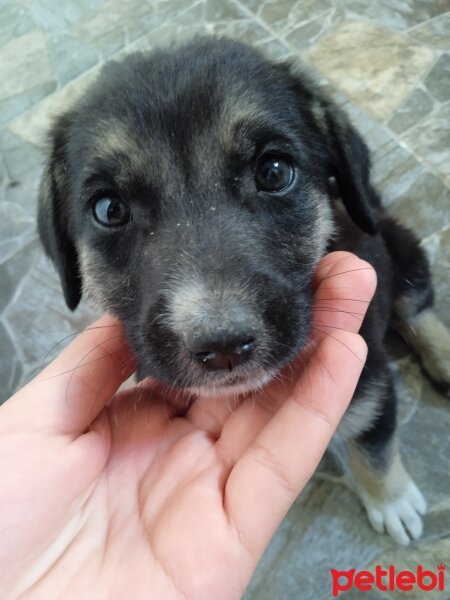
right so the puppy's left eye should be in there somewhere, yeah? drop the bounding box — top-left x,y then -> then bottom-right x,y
255,155 -> 295,193
93,197 -> 131,227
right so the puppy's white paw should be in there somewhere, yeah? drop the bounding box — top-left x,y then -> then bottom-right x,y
361,480 -> 426,545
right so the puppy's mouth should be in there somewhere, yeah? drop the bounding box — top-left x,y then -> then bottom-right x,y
185,368 -> 278,398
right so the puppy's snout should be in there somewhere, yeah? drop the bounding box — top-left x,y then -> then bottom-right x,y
186,329 -> 257,371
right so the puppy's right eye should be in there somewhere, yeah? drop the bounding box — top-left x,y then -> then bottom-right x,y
93,197 -> 131,227
254,155 -> 295,193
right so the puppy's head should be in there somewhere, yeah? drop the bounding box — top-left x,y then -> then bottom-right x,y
38,37 -> 377,396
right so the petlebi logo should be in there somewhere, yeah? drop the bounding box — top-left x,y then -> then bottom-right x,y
330,564 -> 446,596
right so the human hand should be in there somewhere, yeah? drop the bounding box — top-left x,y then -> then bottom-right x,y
0,251 -> 376,600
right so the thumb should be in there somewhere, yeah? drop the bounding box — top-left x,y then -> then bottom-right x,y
7,315 -> 136,436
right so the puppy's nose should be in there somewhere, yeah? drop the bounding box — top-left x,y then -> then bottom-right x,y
186,331 -> 256,371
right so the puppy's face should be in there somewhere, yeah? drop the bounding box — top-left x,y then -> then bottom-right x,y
38,38 -> 376,396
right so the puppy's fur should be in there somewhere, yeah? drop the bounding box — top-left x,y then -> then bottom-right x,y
38,37 -> 450,545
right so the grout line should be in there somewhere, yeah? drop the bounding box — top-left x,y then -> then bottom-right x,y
1,238 -> 41,319
420,223 -> 450,247
1,314 -> 27,372
231,0 -> 287,42
406,9 -> 450,32
380,52 -> 441,128
389,113 -> 450,190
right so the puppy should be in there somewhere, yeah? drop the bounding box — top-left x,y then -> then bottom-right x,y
38,37 -> 450,545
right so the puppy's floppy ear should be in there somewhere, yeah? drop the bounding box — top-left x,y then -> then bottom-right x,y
38,112 -> 82,310
282,62 -> 378,234
324,105 -> 378,234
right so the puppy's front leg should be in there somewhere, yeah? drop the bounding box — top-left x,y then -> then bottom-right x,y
398,308 -> 450,397
348,421 -> 426,546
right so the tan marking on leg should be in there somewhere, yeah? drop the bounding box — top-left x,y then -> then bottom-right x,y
349,440 -> 408,501
399,308 -> 450,385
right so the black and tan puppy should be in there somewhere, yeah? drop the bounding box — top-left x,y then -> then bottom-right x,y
38,37 -> 450,545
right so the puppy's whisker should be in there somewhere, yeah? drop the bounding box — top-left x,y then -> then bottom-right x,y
39,340 -> 127,385
310,349 -> 336,387
312,307 -> 366,320
311,326 -> 366,364
62,336 -> 129,404
271,340 -> 296,352
86,353 -> 137,423
320,266 -> 375,282
41,323 -> 123,366
314,295 -> 371,303
312,321 -> 364,335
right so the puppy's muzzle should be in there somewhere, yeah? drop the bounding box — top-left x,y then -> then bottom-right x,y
186,327 -> 257,371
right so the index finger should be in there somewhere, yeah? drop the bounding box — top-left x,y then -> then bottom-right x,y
224,255 -> 376,558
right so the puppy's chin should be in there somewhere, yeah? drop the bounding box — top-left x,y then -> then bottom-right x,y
186,368 -> 278,399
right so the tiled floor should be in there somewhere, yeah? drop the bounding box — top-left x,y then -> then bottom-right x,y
1,1 -> 449,598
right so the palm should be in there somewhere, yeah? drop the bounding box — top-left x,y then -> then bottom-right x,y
86,387 -> 281,600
